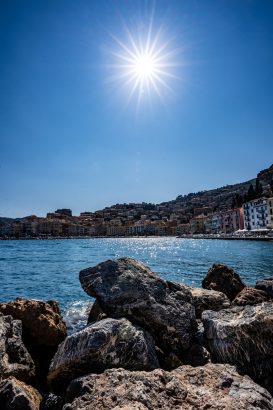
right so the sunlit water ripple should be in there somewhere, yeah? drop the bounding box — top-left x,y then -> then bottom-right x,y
0,238 -> 272,332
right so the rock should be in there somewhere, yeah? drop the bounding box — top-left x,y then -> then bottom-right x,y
181,343 -> 210,367
202,263 -> 245,300
233,287 -> 270,306
190,287 -> 230,318
256,277 -> 273,298
87,300 -> 107,324
202,302 -> 273,391
0,298 -> 66,347
63,363 -> 273,410
40,393 -> 63,410
0,298 -> 66,383
0,377 -> 41,410
48,317 -> 159,392
0,314 -> 35,382
79,257 -> 197,354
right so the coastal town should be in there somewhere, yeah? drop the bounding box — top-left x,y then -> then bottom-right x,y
1,164 -> 273,239
1,197 -> 273,239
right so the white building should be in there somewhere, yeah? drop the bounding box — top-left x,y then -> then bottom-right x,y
266,197 -> 273,229
243,198 -> 269,230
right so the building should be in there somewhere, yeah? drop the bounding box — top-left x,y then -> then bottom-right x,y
190,214 -> 207,234
221,208 -> 244,234
266,197 -> 273,228
211,213 -> 222,233
243,198 -> 268,230
55,209 -> 72,217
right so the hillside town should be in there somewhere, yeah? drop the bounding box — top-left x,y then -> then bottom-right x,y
1,165 -> 273,239
0,197 -> 272,239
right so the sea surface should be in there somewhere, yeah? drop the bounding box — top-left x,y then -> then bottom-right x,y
0,238 -> 272,332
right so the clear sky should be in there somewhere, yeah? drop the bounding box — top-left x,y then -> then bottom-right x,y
1,0 -> 273,217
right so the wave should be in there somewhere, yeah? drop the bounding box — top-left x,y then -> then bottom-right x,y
63,300 -> 92,334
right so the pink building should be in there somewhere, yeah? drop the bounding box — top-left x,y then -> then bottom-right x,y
221,208 -> 244,233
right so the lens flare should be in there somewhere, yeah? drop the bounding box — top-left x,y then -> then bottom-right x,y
107,14 -> 181,108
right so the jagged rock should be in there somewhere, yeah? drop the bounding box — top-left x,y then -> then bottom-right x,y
79,257 -> 197,354
48,317 -> 159,392
190,287 -> 230,318
87,300 -> 107,324
0,298 -> 66,347
0,298 -> 66,383
63,364 -> 273,410
256,277 -> 273,298
0,377 -> 41,410
202,263 -> 245,300
202,302 -> 273,391
233,287 -> 270,306
0,314 -> 35,382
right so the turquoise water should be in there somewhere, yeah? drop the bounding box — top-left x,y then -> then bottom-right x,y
0,238 -> 272,330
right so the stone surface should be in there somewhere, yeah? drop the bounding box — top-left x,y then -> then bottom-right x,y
202,263 -> 245,301
87,300 -> 107,324
0,298 -> 66,347
256,277 -> 273,298
63,364 -> 273,410
202,302 -> 273,386
190,286 -> 230,318
0,314 -> 35,382
0,298 -> 66,383
79,257 -> 197,354
0,377 -> 41,410
48,317 -> 159,391
233,287 -> 270,306
40,393 -> 63,410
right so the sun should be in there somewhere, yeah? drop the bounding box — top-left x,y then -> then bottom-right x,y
107,16 -> 180,107
134,54 -> 156,79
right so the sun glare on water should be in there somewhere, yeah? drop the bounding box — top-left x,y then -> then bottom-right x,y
107,14 -> 181,108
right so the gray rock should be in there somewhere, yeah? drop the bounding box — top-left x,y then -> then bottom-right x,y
256,277 -> 273,298
63,364 -> 273,410
87,300 -> 107,324
0,377 -> 41,410
0,314 -> 35,382
202,302 -> 273,388
40,393 -> 63,410
79,257 -> 197,354
202,263 -> 245,301
233,287 -> 270,306
48,317 -> 159,392
190,287 -> 230,318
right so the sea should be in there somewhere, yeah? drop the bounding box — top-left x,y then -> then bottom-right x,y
0,237 -> 272,333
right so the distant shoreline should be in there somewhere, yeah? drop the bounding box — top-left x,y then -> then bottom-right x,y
1,234 -> 273,241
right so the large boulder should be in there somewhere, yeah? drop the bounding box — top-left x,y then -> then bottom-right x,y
0,377 -> 41,410
48,317 -> 159,392
202,302 -> 273,391
202,263 -> 245,301
0,298 -> 66,347
190,287 -> 230,318
256,277 -> 273,298
233,287 -> 270,306
63,364 -> 273,410
79,257 -> 197,354
0,314 -> 35,382
0,298 -> 66,382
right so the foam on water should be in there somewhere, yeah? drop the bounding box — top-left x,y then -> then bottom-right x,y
63,300 -> 92,334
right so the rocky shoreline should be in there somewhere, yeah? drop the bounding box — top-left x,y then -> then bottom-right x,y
1,258 -> 273,409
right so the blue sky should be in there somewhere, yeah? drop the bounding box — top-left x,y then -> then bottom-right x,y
1,0 -> 273,217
